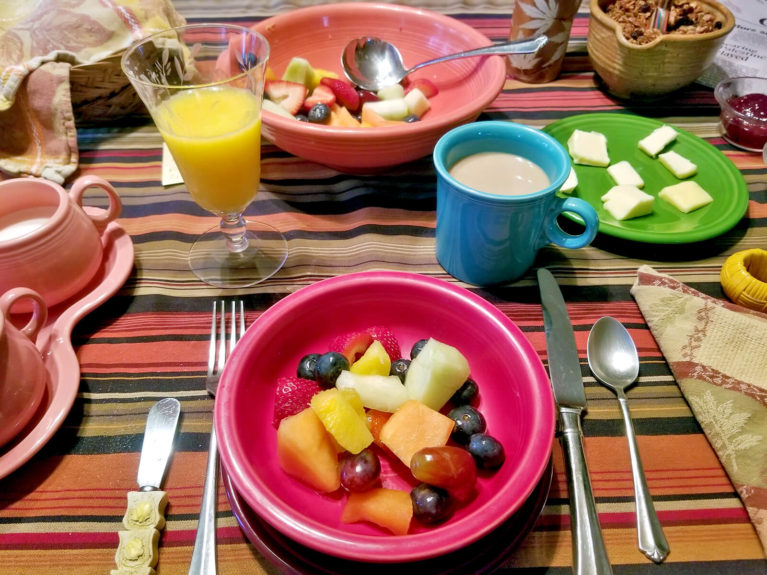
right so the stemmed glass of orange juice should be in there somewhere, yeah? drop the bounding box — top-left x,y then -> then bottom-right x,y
122,24 -> 287,287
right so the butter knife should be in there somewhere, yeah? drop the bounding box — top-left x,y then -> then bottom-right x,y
114,398 -> 181,574
537,268 -> 612,575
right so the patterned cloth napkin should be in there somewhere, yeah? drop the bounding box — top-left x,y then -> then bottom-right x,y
0,0 -> 184,183
631,265 -> 767,557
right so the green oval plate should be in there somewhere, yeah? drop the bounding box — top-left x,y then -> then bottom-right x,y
543,113 -> 748,244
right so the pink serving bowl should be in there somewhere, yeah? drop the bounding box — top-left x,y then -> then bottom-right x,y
253,3 -> 507,172
215,271 -> 555,563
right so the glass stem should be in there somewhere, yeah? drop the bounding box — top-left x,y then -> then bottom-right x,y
220,213 -> 249,253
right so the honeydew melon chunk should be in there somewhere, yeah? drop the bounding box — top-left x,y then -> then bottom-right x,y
336,371 -> 409,412
377,84 -> 405,100
262,98 -> 297,119
404,338 -> 470,410
601,185 -> 654,220
282,57 -> 315,88
404,87 -> 430,118
362,98 -> 410,121
659,181 -> 712,213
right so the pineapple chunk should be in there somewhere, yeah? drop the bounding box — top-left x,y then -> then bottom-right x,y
350,340 -> 390,376
567,129 -> 609,167
336,371 -> 409,412
638,125 -> 677,157
310,388 -> 373,454
659,181 -> 712,213
601,185 -> 654,220
607,160 -> 644,188
404,338 -> 470,410
658,150 -> 697,179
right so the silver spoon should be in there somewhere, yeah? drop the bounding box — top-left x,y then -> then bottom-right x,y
342,35 -> 547,91
587,316 -> 670,564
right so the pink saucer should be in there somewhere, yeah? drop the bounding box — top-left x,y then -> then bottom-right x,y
223,458 -> 552,574
0,219 -> 134,479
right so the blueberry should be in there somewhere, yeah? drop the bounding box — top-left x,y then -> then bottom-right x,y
410,483 -> 452,524
389,358 -> 411,382
450,378 -> 479,406
307,103 -> 331,123
448,405 -> 486,444
295,114 -> 309,122
410,338 -> 428,359
314,351 -> 349,388
404,114 -> 420,123
297,353 -> 320,380
467,433 -> 505,469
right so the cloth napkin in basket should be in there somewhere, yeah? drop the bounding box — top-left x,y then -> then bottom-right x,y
0,0 -> 184,183
631,265 -> 767,557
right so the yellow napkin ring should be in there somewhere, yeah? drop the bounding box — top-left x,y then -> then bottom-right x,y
720,249 -> 767,312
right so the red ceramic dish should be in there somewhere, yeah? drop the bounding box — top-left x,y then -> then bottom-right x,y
253,3 -> 507,172
216,271 -> 555,563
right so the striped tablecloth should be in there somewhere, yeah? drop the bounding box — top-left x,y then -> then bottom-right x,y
2,1 -> 766,573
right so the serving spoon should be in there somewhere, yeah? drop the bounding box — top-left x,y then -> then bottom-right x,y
587,316 -> 670,564
342,35 -> 547,91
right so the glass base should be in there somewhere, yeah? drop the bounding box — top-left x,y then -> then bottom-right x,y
189,220 -> 288,288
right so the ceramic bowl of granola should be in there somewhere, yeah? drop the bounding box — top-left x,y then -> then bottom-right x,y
587,0 -> 734,99
252,2 -> 507,173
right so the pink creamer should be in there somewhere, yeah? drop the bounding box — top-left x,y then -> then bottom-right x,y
0,288 -> 48,447
0,176 -> 122,311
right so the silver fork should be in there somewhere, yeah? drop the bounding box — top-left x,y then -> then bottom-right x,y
188,300 -> 245,575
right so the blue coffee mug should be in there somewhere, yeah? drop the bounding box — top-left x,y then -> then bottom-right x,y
434,121 -> 598,286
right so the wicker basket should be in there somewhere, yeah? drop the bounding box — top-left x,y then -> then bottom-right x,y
587,0 -> 734,99
70,54 -> 148,124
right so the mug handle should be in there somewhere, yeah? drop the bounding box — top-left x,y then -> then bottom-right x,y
70,175 -> 122,232
543,196 -> 599,249
0,288 -> 48,342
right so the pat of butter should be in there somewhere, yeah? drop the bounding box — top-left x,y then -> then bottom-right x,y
607,160 -> 644,187
658,150 -> 697,179
560,167 -> 578,193
601,185 -> 654,220
638,125 -> 677,157
659,181 -> 712,213
567,129 -> 610,167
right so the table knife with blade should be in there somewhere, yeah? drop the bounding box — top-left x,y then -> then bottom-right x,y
537,268 -> 612,575
114,398 -> 181,574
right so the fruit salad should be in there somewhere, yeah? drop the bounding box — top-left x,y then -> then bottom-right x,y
263,57 -> 438,128
273,326 -> 505,535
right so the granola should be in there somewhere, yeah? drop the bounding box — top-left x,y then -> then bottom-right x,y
603,0 -> 724,45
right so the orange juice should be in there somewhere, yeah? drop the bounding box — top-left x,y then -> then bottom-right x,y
155,86 -> 262,214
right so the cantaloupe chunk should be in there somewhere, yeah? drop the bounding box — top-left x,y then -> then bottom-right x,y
329,104 -> 361,128
379,400 -> 454,467
365,409 -> 391,447
311,388 -> 373,454
341,488 -> 413,535
276,408 -> 340,493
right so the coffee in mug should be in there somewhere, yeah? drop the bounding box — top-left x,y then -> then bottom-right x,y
433,121 -> 599,286
448,151 -> 550,196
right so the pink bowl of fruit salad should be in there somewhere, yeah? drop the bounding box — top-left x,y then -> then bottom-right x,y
252,2 -> 507,173
215,271 -> 556,562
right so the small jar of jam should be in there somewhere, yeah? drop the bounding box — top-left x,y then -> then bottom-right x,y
714,77 -> 767,153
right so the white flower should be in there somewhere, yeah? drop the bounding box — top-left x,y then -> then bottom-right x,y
518,0 -> 561,36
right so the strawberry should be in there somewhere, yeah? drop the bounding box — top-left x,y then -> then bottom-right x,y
365,326 -> 401,362
265,80 -> 307,115
303,84 -> 336,111
329,331 -> 373,364
273,376 -> 322,428
405,78 -> 439,99
320,77 -> 361,112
